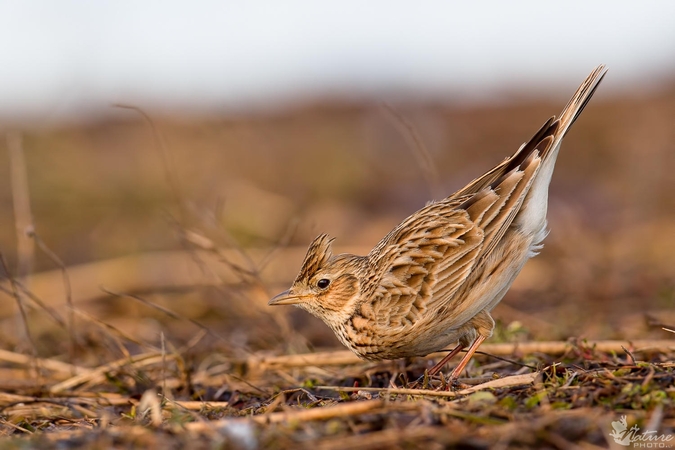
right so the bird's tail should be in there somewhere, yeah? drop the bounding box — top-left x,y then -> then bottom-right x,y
455,65 -> 607,198
510,65 -> 607,242
457,65 -> 607,259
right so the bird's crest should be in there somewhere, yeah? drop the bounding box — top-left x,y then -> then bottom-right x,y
295,234 -> 334,283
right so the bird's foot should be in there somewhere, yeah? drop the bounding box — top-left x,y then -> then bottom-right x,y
443,376 -> 471,391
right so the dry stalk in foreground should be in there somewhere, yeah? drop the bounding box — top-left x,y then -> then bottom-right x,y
183,398 -> 384,431
0,348 -> 89,377
49,352 -> 179,393
251,339 -> 675,370
7,132 -> 34,291
317,372 -> 538,399
313,426 -> 443,450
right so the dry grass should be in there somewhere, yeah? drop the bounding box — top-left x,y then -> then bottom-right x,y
0,80 -> 674,448
0,335 -> 672,448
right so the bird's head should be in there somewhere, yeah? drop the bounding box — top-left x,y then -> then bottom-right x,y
268,234 -> 366,325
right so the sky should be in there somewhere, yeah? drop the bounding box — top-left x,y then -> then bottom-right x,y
0,1 -> 674,123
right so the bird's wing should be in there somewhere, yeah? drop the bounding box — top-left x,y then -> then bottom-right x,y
365,203 -> 484,329
365,157 -> 538,330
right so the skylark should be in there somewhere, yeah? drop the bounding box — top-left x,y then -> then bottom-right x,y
269,65 -> 607,382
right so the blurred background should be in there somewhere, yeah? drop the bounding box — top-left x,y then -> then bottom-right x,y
0,1 -> 674,361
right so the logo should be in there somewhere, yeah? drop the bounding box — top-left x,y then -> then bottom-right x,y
610,416 -> 673,447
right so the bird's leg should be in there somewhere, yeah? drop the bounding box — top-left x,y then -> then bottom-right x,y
427,343 -> 465,377
445,309 -> 494,384
411,312 -> 494,389
408,343 -> 465,389
448,334 -> 487,381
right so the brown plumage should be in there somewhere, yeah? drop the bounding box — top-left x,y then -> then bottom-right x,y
269,66 -> 607,382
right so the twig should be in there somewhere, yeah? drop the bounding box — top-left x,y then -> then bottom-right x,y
165,400 -> 230,410
0,348 -> 88,376
184,399 -> 384,430
161,332 -> 167,399
0,254 -> 37,362
382,104 -> 442,199
137,389 -> 163,427
621,345 -> 636,365
314,426 -> 440,450
317,372 -> 538,398
100,287 -> 228,344
474,350 -> 537,369
0,417 -> 33,434
257,216 -> 300,272
113,104 -> 184,213
28,230 -> 77,361
253,340 -> 675,369
1,279 -> 67,328
7,131 -> 34,286
49,352 -> 178,393
0,398 -> 98,417
70,307 -> 154,354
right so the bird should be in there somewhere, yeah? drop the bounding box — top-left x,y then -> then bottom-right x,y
269,65 -> 607,383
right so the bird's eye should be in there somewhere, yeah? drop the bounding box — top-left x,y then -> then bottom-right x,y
317,278 -> 330,289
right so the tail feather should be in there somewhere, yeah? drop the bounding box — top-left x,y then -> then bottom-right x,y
557,65 -> 607,139
453,65 -> 607,199
512,64 -> 607,239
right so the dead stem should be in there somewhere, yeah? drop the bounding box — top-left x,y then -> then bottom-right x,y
49,352 -> 179,393
317,372 -> 538,398
0,348 -> 88,376
28,230 -> 77,362
252,340 -> 675,369
184,398 -> 384,430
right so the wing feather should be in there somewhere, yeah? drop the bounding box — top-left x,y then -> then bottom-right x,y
367,206 -> 484,329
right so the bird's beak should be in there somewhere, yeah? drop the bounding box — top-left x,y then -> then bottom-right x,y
268,290 -> 304,306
